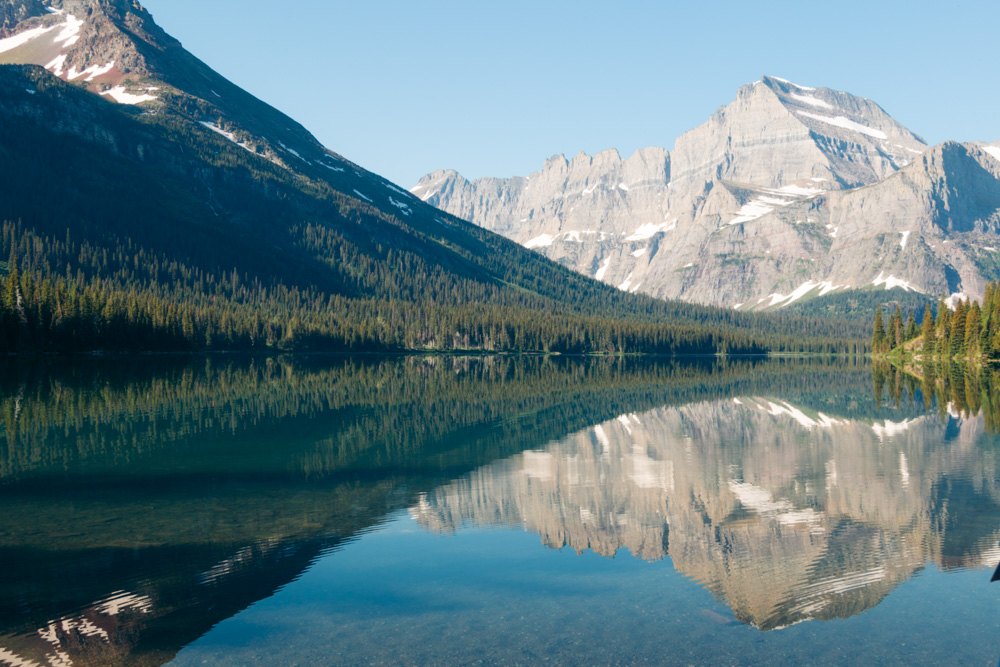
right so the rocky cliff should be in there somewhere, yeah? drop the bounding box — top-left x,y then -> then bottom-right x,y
415,76 -> 1000,308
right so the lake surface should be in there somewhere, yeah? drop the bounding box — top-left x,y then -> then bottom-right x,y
1,355 -> 999,665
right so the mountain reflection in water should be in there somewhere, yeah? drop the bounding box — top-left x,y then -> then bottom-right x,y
0,356 -> 997,665
412,389 -> 1000,631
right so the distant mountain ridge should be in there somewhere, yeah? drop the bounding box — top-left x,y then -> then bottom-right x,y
0,1 -> 865,354
414,76 -> 1000,309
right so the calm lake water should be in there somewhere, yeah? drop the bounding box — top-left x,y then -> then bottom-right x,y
1,355 -> 999,666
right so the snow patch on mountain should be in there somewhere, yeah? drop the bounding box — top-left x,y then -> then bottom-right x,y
100,86 -> 156,105
728,200 -> 775,226
0,10 -> 85,56
384,182 -> 413,199
625,221 -> 673,241
67,61 -> 115,82
770,76 -> 815,91
389,196 -> 412,216
44,53 -> 66,75
872,272 -> 921,292
756,280 -> 848,308
278,142 -> 309,164
0,22 -> 55,53
726,184 -> 825,226
525,234 -> 555,249
789,93 -> 833,109
524,230 -> 614,249
594,257 -> 611,280
53,12 -> 82,46
199,121 -> 236,141
796,111 -> 888,140
945,292 -> 970,310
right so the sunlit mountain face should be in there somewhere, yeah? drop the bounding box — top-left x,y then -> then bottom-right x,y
1,356 -> 999,664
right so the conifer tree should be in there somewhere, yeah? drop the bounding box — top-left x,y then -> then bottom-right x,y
890,303 -> 903,349
921,303 -> 935,356
965,302 -> 982,357
873,305 -> 886,353
950,300 -> 967,358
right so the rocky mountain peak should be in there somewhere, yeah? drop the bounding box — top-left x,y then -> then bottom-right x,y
0,0 -> 164,96
416,76 -> 998,310
670,75 -> 927,191
0,0 -> 335,172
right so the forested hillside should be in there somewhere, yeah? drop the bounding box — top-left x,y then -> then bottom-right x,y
0,65 -> 865,355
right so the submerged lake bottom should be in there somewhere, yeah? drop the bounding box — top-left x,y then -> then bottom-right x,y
0,355 -> 998,665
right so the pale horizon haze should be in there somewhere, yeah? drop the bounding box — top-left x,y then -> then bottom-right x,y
143,0 -> 998,188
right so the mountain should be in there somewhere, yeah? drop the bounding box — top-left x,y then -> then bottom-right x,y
415,76 -> 1000,310
0,1 -> 866,354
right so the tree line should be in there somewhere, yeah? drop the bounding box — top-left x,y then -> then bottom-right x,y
0,220 -> 865,355
872,281 -> 1000,361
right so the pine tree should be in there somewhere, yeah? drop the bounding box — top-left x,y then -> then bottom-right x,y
921,304 -> 934,356
893,304 -> 903,349
937,297 -> 951,357
950,300 -> 967,358
873,305 -> 886,353
965,302 -> 982,358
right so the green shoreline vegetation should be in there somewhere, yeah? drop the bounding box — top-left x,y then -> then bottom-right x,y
870,280 -> 1000,424
872,280 -> 1000,364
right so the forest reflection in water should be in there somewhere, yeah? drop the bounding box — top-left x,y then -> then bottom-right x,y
0,354 -> 998,666
873,359 -> 1000,433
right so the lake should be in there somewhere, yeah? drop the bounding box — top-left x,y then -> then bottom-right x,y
1,355 -> 998,665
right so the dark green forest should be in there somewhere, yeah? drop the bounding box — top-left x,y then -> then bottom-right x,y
872,281 -> 1000,361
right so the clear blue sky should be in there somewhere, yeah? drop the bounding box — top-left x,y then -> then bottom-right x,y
143,0 -> 998,188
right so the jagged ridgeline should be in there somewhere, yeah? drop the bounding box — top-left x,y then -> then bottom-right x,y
416,77 -> 1000,313
0,2 -> 865,354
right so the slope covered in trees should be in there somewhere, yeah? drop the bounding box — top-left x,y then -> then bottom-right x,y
871,281 -> 1000,361
0,66 -> 865,355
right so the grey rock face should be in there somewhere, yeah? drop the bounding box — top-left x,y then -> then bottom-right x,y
671,76 -> 925,189
416,76 -> 1000,307
0,1 -> 47,37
